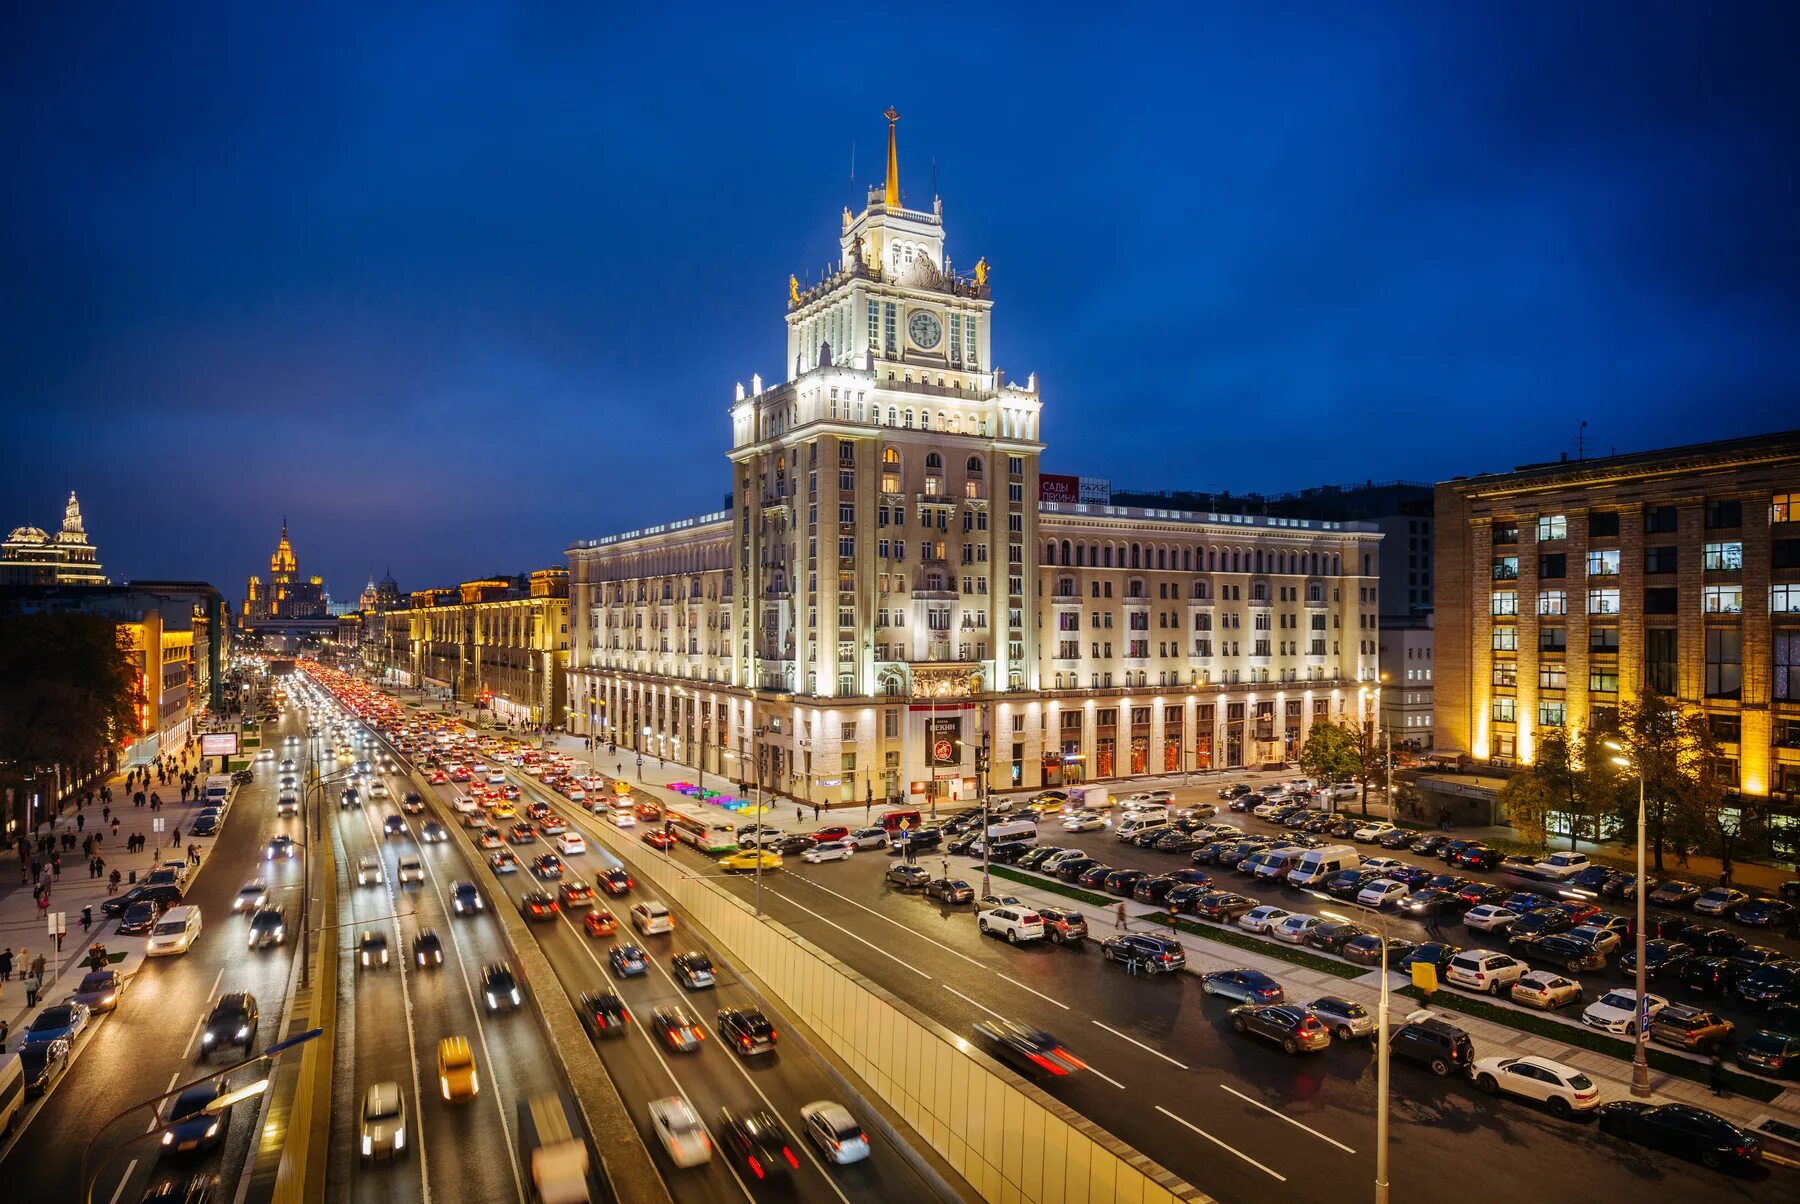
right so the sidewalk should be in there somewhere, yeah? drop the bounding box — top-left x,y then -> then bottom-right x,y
963,853 -> 1800,1155
1,742 -> 216,1054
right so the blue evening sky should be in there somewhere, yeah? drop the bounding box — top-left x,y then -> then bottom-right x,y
2,2 -> 1795,600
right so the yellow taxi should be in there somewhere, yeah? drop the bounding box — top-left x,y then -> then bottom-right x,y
489,801 -> 517,820
718,849 -> 782,874
438,1036 -> 479,1101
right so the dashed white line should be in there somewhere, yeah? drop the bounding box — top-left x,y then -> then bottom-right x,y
1218,1084 -> 1356,1154
754,882 -> 933,979
1091,1020 -> 1190,1069
105,1158 -> 138,1204
1083,1063 -> 1127,1090
1154,1105 -> 1287,1182
943,985 -> 1004,1019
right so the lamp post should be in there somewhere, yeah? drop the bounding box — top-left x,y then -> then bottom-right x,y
1605,739 -> 1654,1097
1312,891 -> 1391,1204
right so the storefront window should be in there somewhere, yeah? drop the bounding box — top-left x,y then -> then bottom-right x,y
1096,738 -> 1116,779
1130,737 -> 1148,776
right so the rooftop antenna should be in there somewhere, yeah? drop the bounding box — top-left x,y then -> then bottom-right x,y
1577,420 -> 1588,460
932,156 -> 938,202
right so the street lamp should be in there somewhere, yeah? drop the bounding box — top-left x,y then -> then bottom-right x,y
1311,891 -> 1392,1204
1605,739 -> 1654,1098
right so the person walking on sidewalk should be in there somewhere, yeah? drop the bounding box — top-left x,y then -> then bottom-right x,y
186,843 -> 199,867
1116,901 -> 1128,931
111,817 -> 119,838
0,947 -> 12,981
1710,1051 -> 1729,1097
30,951 -> 46,983
23,973 -> 40,1009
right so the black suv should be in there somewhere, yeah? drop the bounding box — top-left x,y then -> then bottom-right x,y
1099,933 -> 1186,974
1389,1017 -> 1474,1077
201,993 -> 259,1058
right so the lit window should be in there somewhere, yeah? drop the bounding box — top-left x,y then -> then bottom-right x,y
1491,591 -> 1517,616
1587,588 -> 1620,615
1586,549 -> 1620,576
1702,585 -> 1743,614
1537,515 -> 1567,541
1703,542 -> 1743,571
1537,590 -> 1567,616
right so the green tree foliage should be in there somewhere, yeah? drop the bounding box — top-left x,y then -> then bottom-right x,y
1299,721 -> 1361,785
0,613 -> 145,798
1614,690 -> 1727,875
1531,725 -> 1622,849
1498,771 -> 1556,853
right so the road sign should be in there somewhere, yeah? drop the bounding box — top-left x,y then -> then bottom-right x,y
897,817 -> 912,831
49,911 -> 66,936
153,817 -> 165,832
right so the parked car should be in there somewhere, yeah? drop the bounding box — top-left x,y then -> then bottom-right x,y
1648,880 -> 1703,908
1596,1102 -> 1761,1171
1693,887 -> 1751,918
1619,939 -> 1695,981
1099,933 -> 1185,974
1307,995 -> 1376,1040
1197,967 -> 1284,1004
1470,1055 -> 1601,1117
885,865 -> 929,891
1511,970 -> 1585,1011
1343,934 -> 1416,967
978,906 -> 1046,944
1736,1029 -> 1800,1079
1515,934 -> 1606,975
1230,1004 -> 1330,1054
1582,989 -> 1667,1035
1650,1004 -> 1736,1052
1736,898 -> 1797,929
1037,907 -> 1088,946
1307,921 -> 1375,956
1238,905 -> 1290,934
1389,1017 -> 1475,1077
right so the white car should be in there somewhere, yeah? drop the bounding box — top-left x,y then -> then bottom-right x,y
397,856 -> 425,885
1061,811 -> 1108,832
486,771 -> 507,785
452,795 -> 478,814
1238,905 -> 1290,934
800,1100 -> 870,1165
803,840 -> 856,863
1353,821 -> 1397,842
1271,914 -> 1323,944
1360,856 -> 1405,875
357,856 -> 383,887
257,748 -> 275,761
234,881 -> 270,913
1581,989 -> 1668,1035
1463,905 -> 1520,932
608,809 -> 637,829
1252,801 -> 1288,819
978,906 -> 1045,943
370,780 -> 389,799
648,1096 -> 711,1167
1568,924 -> 1623,956
1445,950 -> 1528,995
556,832 -> 586,857
1357,879 -> 1410,909
1469,1055 -> 1602,1117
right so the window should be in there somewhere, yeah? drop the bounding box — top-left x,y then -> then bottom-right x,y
1774,539 -> 1800,570
1492,556 -> 1519,581
1704,542 -> 1743,572
1586,549 -> 1620,576
1705,499 -> 1742,529
1588,511 -> 1620,538
1491,591 -> 1518,616
1703,586 -> 1742,614
1775,493 -> 1797,524
1644,505 -> 1678,534
1588,668 -> 1619,694
1492,662 -> 1517,687
883,302 -> 897,353
1777,631 -> 1800,702
1537,589 -> 1567,616
1645,628 -> 1678,695
1773,584 -> 1800,614
1645,545 -> 1678,574
1710,714 -> 1741,743
1538,701 -> 1566,728
1539,553 -> 1566,579
1492,625 -> 1518,652
1590,626 -> 1619,654
1587,588 -> 1619,615
1492,697 -> 1516,723
1539,664 -> 1567,690
1705,628 -> 1741,698
1644,588 -> 1679,615
1537,515 -> 1567,541
1540,626 -> 1566,653
1492,521 -> 1519,545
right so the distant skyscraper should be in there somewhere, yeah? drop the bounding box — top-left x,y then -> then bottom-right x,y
1,491 -> 107,586
244,519 -> 327,620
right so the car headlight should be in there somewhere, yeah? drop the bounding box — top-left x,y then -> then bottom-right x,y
205,1122 -> 219,1138
440,1076 -> 452,1098
238,1026 -> 249,1038
393,1127 -> 405,1151
162,1132 -> 174,1145
362,1134 -> 373,1155
486,993 -> 496,1007
102,993 -> 115,1004
511,989 -> 520,1003
203,1032 -> 216,1044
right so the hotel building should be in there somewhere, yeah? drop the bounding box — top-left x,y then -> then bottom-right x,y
1435,431 -> 1800,810
566,115 -> 1383,806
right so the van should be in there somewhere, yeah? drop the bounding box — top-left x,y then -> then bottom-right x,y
203,776 -> 231,806
1251,848 -> 1306,883
1114,814 -> 1168,841
147,905 -> 203,956
876,809 -> 922,834
1118,802 -> 1169,823
981,819 -> 1039,847
1288,844 -> 1362,888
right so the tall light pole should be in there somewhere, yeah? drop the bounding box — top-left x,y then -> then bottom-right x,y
1605,739 -> 1654,1097
1314,892 -> 1391,1204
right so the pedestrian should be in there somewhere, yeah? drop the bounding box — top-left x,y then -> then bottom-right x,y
111,817 -> 119,837
109,869 -> 121,892
77,813 -> 86,833
795,805 -> 803,823
172,825 -> 181,846
1710,1051 -> 1729,1097
187,843 -> 200,867
80,906 -> 91,933
24,974 -> 40,1009
51,853 -> 61,880
95,855 -> 105,879
1116,901 -> 1128,931
150,792 -> 161,810
0,947 -> 11,981
30,951 -> 45,982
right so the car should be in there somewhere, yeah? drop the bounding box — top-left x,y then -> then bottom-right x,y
1470,1054 -> 1600,1117
481,963 -> 521,1011
189,812 -> 221,837
847,826 -> 890,850
1511,970 -> 1585,1010
1098,932 -> 1186,973
507,822 -> 537,845
1596,1102 -> 1761,1171
1389,1016 -> 1475,1077
579,990 -> 632,1038
18,1035 -> 70,1097
413,929 -> 444,967
1582,988 -> 1667,1035
924,877 -> 975,904
248,906 -> 288,949
1504,909 -> 1574,950
885,864 -> 929,890
356,1080 -> 408,1161
451,880 -> 484,915
1229,1003 -> 1332,1053
1353,821 -> 1397,842
800,1100 -> 870,1165
1446,951 -> 1529,996
438,1036 -> 479,1102
67,968 -> 128,1013
353,855 -> 383,887
1198,968 -> 1286,1008
647,1095 -> 712,1168
231,880 -> 270,914
1357,879 -> 1410,909
1736,898 -> 1797,929
519,890 -> 559,922
538,814 -> 568,837
1567,923 -> 1623,956
382,814 -> 407,839
1194,891 -> 1256,922
1396,942 -> 1461,976
1272,914 -> 1325,944
716,1107 -> 801,1181
396,855 -> 424,885
161,1082 -> 228,1154
717,1006 -> 779,1055
1238,905 -> 1290,934
1651,1004 -> 1735,1052
22,1001 -> 89,1048
1648,880 -> 1703,908
578,906 -> 619,938
672,951 -> 717,989
598,868 -> 633,896
609,944 -> 649,977
967,1016 -> 1090,1082
719,848 -> 783,873
1076,864 -> 1118,889
1062,811 -> 1108,832
641,828 -> 677,850
977,905 -> 1046,944
264,835 -> 299,861
1738,961 -> 1800,1006
401,792 -> 425,814
1456,881 -> 1509,908
358,930 -> 390,969
1036,907 -> 1088,946
419,820 -> 448,843
200,993 -> 258,1057
651,1004 -> 706,1052
485,848 -> 522,875
1694,887 -> 1750,918
530,853 -> 565,880
800,839 -> 855,864
1736,1029 -> 1800,1079
1619,938 -> 1694,980
1302,921 -> 1372,957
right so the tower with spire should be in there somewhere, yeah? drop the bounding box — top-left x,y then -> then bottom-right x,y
244,517 -> 326,620
0,489 -> 107,586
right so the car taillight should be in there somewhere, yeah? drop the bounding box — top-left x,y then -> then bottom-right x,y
1026,1052 -> 1070,1075
748,1156 -> 764,1179
1053,1046 -> 1087,1070
783,1146 -> 799,1168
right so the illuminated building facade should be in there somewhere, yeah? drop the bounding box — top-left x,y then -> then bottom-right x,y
566,114 -> 1383,806
1435,430 -> 1800,808
1,491 -> 106,587
244,521 -> 327,621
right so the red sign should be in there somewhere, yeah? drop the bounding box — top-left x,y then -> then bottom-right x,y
1039,473 -> 1080,504
932,738 -> 955,763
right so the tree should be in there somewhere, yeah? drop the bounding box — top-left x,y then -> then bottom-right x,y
1614,690 -> 1722,875
1498,771 -> 1556,853
1532,724 -> 1622,849
0,614 -> 145,813
1299,721 -> 1360,785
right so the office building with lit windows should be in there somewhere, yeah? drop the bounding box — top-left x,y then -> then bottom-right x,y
1435,430 -> 1800,807
563,115 -> 1383,808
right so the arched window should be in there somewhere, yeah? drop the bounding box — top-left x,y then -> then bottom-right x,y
947,413 -> 961,433
925,453 -> 942,470
1061,540 -> 1072,566
918,411 -> 930,430
883,447 -> 900,466
1182,549 -> 1191,571
903,409 -> 914,428
1075,545 -> 1086,567
1157,548 -> 1167,570
966,456 -> 982,475
886,406 -> 897,426
1103,545 -> 1114,568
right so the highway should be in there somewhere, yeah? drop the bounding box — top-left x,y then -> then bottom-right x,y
0,714 -> 304,1204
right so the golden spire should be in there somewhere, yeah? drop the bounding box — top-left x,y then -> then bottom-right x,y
883,106 -> 900,208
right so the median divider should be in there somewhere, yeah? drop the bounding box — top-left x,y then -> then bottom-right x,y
583,813 -> 1209,1204
986,862 -> 1784,1103
262,814 -> 338,1204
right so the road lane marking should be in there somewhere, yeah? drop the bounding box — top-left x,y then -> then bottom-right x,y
754,882 -> 933,979
1083,1064 -> 1127,1090
1218,1083 -> 1356,1153
1091,1021 -> 1190,1070
774,873 -> 1068,1008
1154,1105 -> 1287,1181
943,985 -> 1004,1019
105,1158 -> 138,1204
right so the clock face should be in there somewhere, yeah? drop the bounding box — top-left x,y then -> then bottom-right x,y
907,310 -> 943,350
